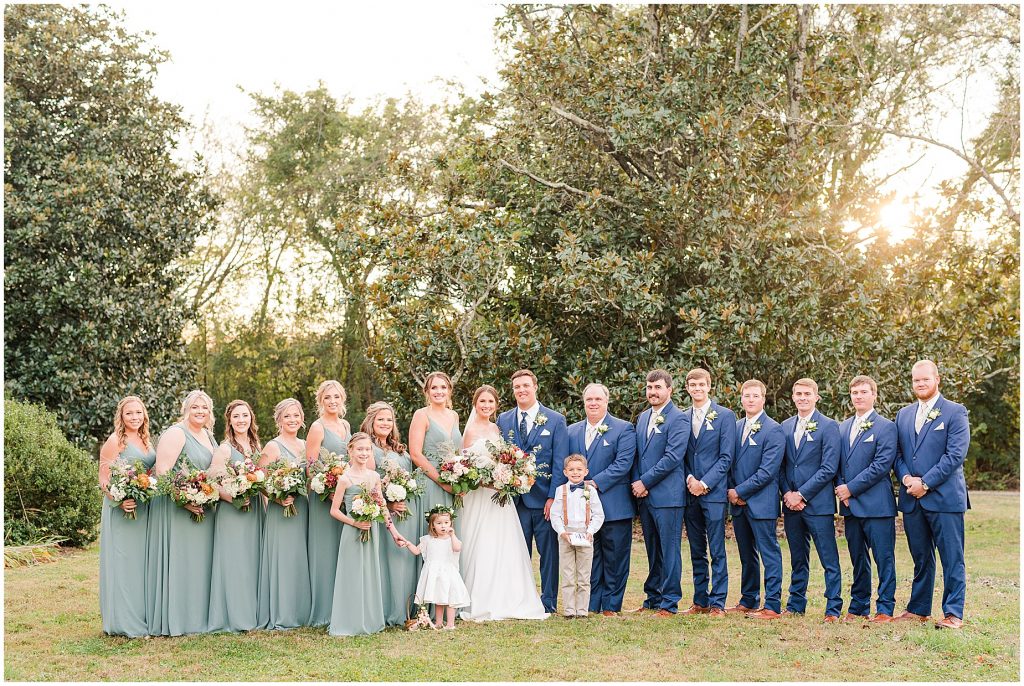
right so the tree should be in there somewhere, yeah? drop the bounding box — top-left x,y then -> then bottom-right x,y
4,5 -> 218,445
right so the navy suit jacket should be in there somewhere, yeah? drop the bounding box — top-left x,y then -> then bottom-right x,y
837,410 -> 897,518
497,403 -> 569,509
729,413 -> 784,519
893,394 -> 971,513
780,409 -> 841,516
567,413 -> 637,521
631,400 -> 689,508
684,401 -> 737,503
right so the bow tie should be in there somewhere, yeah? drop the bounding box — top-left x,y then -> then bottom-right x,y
569,483 -> 586,492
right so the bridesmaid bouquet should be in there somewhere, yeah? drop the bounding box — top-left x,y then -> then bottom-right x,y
437,445 -> 484,508
485,437 -> 542,508
308,449 -> 348,502
380,458 -> 425,521
349,484 -> 388,542
107,460 -> 159,520
162,463 -> 220,523
217,456 -> 266,512
263,459 -> 307,517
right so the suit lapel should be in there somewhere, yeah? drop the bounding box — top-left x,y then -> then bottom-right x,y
524,405 -> 543,449
913,396 -> 942,453
795,411 -> 816,461
850,411 -> 874,455
585,426 -> 603,460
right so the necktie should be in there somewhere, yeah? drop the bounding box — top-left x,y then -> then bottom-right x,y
519,411 -> 528,440
741,419 -> 752,444
585,425 -> 597,450
693,408 -> 703,438
647,411 -> 659,437
915,403 -> 927,434
795,417 -> 808,448
849,417 -> 861,447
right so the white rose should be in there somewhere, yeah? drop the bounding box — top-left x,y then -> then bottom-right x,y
310,474 -> 325,494
109,485 -> 125,501
385,483 -> 407,502
406,478 -> 417,490
254,470 -> 265,482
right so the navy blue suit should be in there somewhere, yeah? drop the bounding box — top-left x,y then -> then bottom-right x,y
683,401 -> 736,610
729,412 -> 784,613
497,403 -> 569,613
567,413 -> 636,612
893,394 -> 970,619
631,401 -> 688,612
780,409 -> 843,616
838,410 -> 898,617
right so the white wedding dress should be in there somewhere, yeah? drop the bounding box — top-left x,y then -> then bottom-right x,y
457,436 -> 548,621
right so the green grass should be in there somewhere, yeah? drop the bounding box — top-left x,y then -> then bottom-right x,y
4,492 -> 1019,681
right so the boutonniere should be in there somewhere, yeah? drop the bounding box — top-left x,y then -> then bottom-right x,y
858,420 -> 873,433
654,414 -> 665,426
535,413 -> 548,427
749,421 -> 762,435
926,408 -> 941,422
596,423 -> 609,435
705,410 -> 718,423
581,487 -> 592,501
805,420 -> 818,434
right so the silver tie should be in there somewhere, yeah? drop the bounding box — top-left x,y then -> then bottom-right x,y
795,417 -> 808,448
849,417 -> 861,447
693,409 -> 703,438
585,426 -> 597,450
647,411 -> 659,437
741,419 -> 752,444
915,403 -> 927,434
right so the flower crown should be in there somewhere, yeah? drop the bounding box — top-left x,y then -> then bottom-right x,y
424,504 -> 457,522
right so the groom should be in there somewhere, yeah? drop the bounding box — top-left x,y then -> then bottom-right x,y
498,368 -> 569,613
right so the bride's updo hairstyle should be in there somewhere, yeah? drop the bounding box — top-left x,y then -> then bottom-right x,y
422,371 -> 453,409
471,385 -> 500,422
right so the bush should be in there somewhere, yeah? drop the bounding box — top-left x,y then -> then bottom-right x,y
4,397 -> 101,547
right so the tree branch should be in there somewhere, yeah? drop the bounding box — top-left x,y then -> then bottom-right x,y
497,158 -> 624,206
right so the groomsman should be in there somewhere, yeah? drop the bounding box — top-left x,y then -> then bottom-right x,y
630,369 -> 689,616
680,368 -> 736,617
727,379 -> 785,620
497,368 -> 569,614
835,375 -> 898,623
780,377 -> 844,621
567,383 -> 637,616
893,360 -> 970,629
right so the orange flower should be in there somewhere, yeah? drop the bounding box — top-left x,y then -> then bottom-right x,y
137,473 -> 151,489
245,473 -> 258,482
330,466 -> 345,476
201,483 -> 215,495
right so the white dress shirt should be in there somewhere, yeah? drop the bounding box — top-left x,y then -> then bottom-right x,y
517,403 -> 540,436
550,482 -> 605,535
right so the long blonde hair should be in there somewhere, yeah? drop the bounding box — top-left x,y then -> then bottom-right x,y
114,395 -> 151,453
178,390 -> 215,430
360,401 -> 407,454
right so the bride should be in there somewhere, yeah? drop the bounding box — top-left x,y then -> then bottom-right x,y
457,385 -> 548,621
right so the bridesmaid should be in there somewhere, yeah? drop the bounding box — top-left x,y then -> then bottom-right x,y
305,380 -> 351,627
208,400 -> 264,632
99,395 -> 156,637
327,432 -> 405,636
146,389 -> 219,636
257,398 -> 312,630
408,371 -> 462,537
362,401 -> 422,627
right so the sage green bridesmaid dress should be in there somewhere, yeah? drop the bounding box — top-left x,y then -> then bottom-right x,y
100,441 -> 156,636
307,423 -> 347,626
145,425 -> 217,636
208,445 -> 264,632
328,483 -> 386,636
419,417 -> 462,538
374,445 -> 422,626
257,439 -> 312,630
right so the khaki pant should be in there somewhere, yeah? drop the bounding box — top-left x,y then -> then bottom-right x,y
558,527 -> 594,616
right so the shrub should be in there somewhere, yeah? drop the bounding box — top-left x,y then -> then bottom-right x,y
4,397 -> 101,547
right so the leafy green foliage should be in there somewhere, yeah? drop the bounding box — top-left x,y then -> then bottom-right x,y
4,397 -> 102,548
3,5 -> 217,445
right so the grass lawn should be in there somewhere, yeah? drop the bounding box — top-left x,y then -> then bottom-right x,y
4,492 -> 1019,681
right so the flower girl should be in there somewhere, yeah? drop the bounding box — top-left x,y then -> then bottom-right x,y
402,505 -> 471,629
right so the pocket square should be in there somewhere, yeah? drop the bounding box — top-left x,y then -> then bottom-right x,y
541,429 -> 551,436
704,422 -> 715,432
602,439 -> 610,447
934,422 -> 945,431
864,435 -> 875,443
748,437 -> 758,446
806,435 -> 814,442
653,426 -> 662,434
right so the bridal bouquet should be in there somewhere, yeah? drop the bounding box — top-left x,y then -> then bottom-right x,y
263,459 -> 307,517
437,443 -> 486,508
484,436 -> 541,507
349,483 -> 388,542
107,460 -> 160,520
308,449 -> 348,502
217,456 -> 265,512
380,458 -> 424,521
162,460 -> 220,523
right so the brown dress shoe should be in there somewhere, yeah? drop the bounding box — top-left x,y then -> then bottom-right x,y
654,609 -> 675,618
935,614 -> 963,629
780,609 -> 804,617
708,607 -> 726,617
725,604 -> 756,614
894,611 -> 930,623
823,614 -> 840,623
746,608 -> 781,619
678,604 -> 711,615
870,613 -> 894,624
844,613 -> 867,622
628,606 -> 650,614
601,610 -> 619,617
